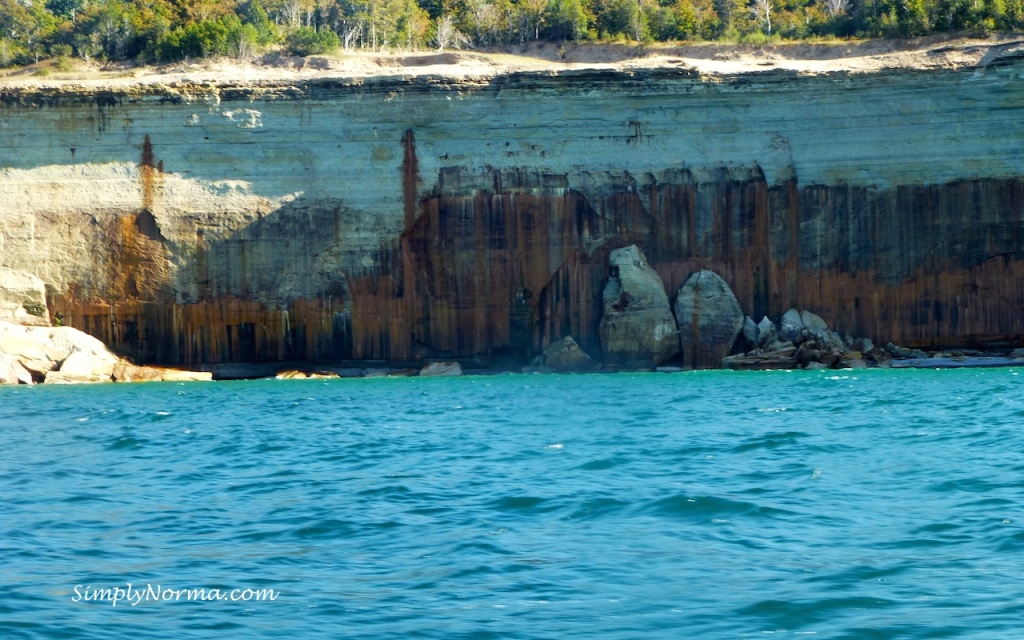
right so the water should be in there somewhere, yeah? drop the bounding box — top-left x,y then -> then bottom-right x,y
3,369 -> 1024,639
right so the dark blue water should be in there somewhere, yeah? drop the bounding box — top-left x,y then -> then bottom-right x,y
3,369 -> 1024,639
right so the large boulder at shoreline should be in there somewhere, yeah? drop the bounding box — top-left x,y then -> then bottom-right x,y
0,268 -> 49,327
540,336 -> 593,373
420,361 -> 463,377
674,270 -> 744,369
598,245 -> 679,369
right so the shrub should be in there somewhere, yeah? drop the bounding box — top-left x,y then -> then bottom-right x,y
285,27 -> 340,57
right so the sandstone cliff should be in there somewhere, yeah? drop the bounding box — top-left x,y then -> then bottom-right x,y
2,43 -> 1024,367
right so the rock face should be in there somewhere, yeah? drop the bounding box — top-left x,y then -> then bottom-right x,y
540,336 -> 593,373
4,60 -> 1024,367
0,268 -> 48,326
599,245 -> 679,368
674,270 -> 744,369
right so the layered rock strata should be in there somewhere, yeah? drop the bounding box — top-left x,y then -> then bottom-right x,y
3,56 -> 1024,367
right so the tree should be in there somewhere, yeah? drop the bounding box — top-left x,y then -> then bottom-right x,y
285,24 -> 340,53
546,0 -> 589,40
752,0 -> 771,33
433,13 -> 470,48
47,0 -> 85,22
823,0 -> 850,17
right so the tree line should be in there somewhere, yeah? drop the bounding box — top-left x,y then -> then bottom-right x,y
1,0 -> 1021,67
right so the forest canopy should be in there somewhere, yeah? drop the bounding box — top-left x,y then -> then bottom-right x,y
0,0 -> 1021,67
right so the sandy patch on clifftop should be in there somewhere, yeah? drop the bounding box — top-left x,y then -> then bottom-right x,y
2,34 -> 1023,89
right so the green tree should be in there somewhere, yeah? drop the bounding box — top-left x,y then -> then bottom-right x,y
285,24 -> 341,53
546,0 -> 589,40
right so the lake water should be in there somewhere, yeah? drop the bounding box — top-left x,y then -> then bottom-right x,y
2,369 -> 1024,639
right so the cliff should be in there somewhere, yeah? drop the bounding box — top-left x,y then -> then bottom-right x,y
3,41 -> 1024,367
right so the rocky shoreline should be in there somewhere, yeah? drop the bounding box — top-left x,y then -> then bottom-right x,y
4,251 -> 1023,386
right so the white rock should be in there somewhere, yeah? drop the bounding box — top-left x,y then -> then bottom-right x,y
58,351 -> 116,380
0,353 -> 32,384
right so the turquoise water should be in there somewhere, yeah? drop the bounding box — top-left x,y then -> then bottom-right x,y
3,369 -> 1024,639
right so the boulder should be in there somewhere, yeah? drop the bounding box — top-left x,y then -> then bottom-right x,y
742,316 -> 759,350
804,361 -> 830,370
779,308 -> 806,345
46,326 -> 113,361
57,351 -> 117,381
540,336 -> 593,373
276,369 -> 308,379
0,268 -> 48,326
674,270 -> 744,369
420,361 -> 463,377
886,342 -> 913,358
795,344 -> 821,367
598,245 -> 679,368
799,310 -> 845,352
819,353 -> 841,367
838,358 -> 868,369
756,317 -> 778,349
852,337 -> 873,354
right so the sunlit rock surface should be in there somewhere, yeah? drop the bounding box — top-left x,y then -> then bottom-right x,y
3,56 -> 1024,366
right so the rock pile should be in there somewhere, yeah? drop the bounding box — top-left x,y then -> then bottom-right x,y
725,308 -> 887,370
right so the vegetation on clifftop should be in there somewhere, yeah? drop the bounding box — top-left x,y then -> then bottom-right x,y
0,0 -> 1021,67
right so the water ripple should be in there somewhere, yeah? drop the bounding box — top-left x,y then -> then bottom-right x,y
3,369 -> 1024,639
